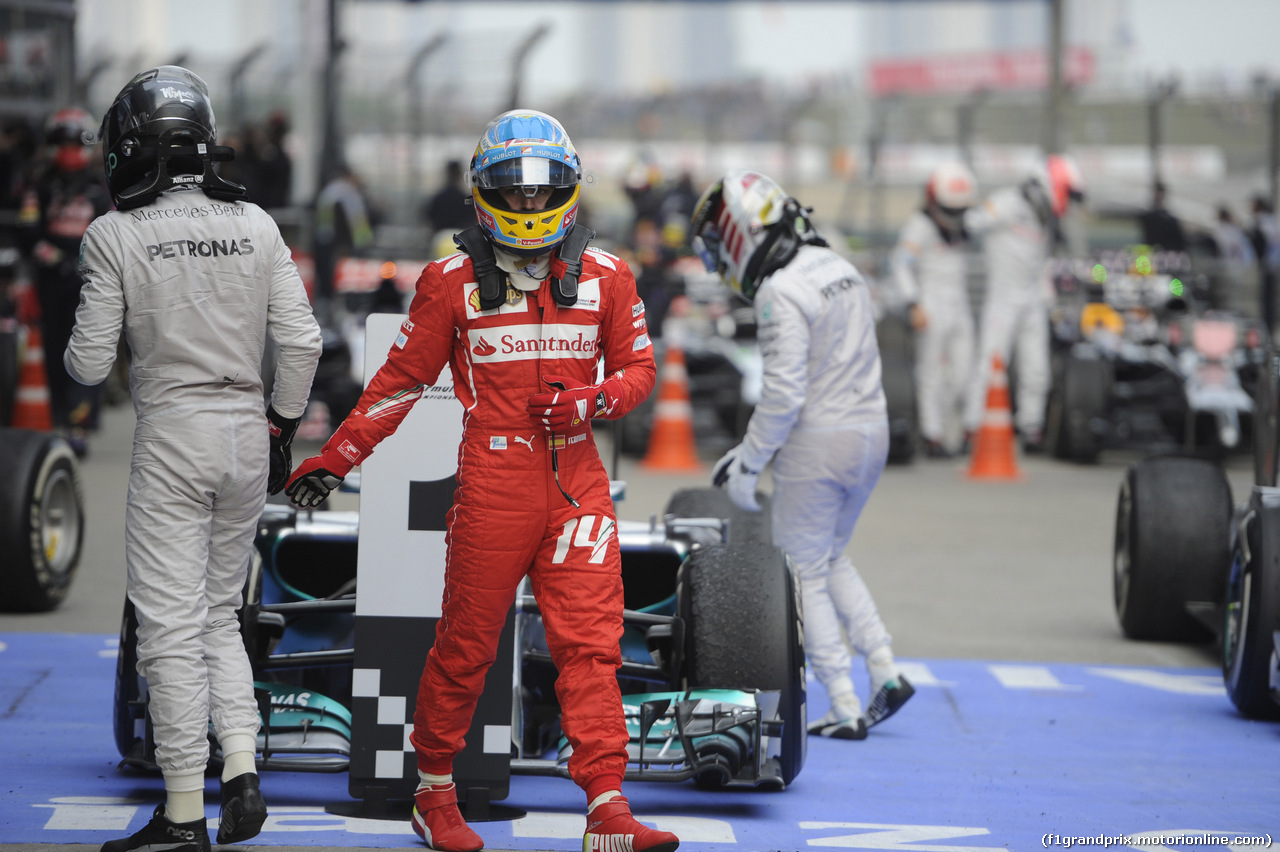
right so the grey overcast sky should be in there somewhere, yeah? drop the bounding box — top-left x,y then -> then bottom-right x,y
1127,0 -> 1280,83
79,0 -> 1280,100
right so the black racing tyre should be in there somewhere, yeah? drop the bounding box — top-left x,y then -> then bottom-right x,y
677,541 -> 805,787
664,486 -> 771,545
617,393 -> 656,458
0,428 -> 84,611
1048,356 -> 1111,464
1222,487 -> 1280,720
1114,456 -> 1231,641
876,313 -> 917,465
113,598 -> 148,760
238,549 -> 272,665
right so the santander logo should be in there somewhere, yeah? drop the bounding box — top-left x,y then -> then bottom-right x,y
468,324 -> 600,363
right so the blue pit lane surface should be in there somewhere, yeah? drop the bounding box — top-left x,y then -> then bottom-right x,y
1,632 -> 1275,851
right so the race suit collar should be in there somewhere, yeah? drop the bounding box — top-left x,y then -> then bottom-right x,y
494,246 -> 550,292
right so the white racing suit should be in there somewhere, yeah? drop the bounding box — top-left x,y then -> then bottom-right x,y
737,244 -> 892,707
65,188 -> 322,782
962,185 -> 1054,438
891,210 -> 974,446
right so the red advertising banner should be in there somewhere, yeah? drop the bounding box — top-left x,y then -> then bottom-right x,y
869,47 -> 1095,96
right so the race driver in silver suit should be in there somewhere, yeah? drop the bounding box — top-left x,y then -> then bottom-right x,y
64,66 -> 322,852
691,170 -> 915,740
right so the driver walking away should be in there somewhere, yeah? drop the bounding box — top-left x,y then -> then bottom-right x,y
690,169 -> 915,741
64,66 -> 322,852
285,110 -> 677,852
962,154 -> 1085,453
891,161 -> 979,458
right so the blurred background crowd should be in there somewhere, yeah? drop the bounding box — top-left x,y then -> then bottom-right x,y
3,0 -> 1280,457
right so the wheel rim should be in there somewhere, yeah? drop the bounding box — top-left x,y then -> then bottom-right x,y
1223,553 -> 1249,680
39,467 -> 81,578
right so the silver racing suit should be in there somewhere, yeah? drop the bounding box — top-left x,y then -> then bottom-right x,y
65,188 -> 322,780
737,244 -> 893,706
962,185 -> 1054,437
891,210 -> 974,446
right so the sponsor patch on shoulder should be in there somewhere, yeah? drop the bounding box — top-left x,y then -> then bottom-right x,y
632,301 -> 645,317
490,436 -> 507,450
563,278 -> 601,311
633,332 -> 651,351
394,331 -> 409,349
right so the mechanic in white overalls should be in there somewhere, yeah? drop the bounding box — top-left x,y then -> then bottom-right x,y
691,170 -> 915,740
962,154 -> 1085,452
64,66 -> 321,852
891,161 -> 979,458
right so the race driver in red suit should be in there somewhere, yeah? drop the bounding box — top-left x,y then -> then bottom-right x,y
287,111 -> 678,852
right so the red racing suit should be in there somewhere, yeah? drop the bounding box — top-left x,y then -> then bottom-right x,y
338,245 -> 655,800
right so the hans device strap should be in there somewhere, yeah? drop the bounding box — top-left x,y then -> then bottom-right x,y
453,225 -> 505,310
548,224 -> 595,307
454,223 -> 596,310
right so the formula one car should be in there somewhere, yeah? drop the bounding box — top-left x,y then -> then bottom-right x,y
1047,250 -> 1266,464
0,427 -> 84,612
112,483 -> 808,791
1113,346 -> 1280,720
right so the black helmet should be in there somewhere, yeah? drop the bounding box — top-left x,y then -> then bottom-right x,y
99,65 -> 245,210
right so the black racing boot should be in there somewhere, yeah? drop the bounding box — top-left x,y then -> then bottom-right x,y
865,675 -> 916,728
216,772 -> 268,844
100,804 -> 209,852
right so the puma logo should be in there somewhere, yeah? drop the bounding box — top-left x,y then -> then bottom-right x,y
513,435 -> 535,452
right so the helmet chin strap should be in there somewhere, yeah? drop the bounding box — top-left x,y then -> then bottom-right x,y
741,200 -> 827,299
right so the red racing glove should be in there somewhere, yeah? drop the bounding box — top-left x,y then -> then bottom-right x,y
285,422 -> 372,508
527,373 -> 624,432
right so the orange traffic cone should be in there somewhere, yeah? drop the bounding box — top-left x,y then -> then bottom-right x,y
12,325 -> 53,431
966,353 -> 1023,481
640,340 -> 702,472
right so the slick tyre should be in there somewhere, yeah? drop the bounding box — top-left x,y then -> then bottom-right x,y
664,486 -> 772,545
877,313 -> 918,465
112,598 -> 151,763
677,542 -> 805,787
1114,456 -> 1231,641
1222,487 -> 1280,720
1048,356 -> 1111,464
618,393 -> 656,458
0,428 -> 84,611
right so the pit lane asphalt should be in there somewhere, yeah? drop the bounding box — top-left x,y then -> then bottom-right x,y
0,401 -> 1244,852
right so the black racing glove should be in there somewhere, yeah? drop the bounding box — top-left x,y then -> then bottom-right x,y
266,405 -> 302,495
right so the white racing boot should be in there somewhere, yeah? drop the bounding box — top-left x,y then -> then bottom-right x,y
807,684 -> 868,740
